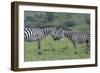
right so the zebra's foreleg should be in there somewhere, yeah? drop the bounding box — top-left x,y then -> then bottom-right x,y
71,40 -> 77,54
37,40 -> 42,55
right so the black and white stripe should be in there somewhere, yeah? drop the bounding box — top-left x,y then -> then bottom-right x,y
64,30 -> 90,49
24,26 -> 56,54
52,28 -> 90,54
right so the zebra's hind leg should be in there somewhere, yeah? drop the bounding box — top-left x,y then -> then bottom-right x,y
37,40 -> 42,55
85,40 -> 90,54
71,41 -> 77,54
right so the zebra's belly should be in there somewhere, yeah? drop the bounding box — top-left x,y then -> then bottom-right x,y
34,34 -> 46,40
77,41 -> 85,43
76,39 -> 86,43
24,37 -> 34,42
25,35 -> 46,41
73,37 -> 86,43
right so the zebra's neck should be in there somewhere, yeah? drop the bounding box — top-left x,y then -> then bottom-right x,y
43,27 -> 55,36
63,30 -> 75,40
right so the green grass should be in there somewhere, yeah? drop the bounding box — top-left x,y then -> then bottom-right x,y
24,36 -> 90,62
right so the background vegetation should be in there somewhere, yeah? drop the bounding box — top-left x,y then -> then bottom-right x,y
24,11 -> 90,32
24,11 -> 90,61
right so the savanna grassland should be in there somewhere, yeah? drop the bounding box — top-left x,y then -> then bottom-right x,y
24,11 -> 90,61
24,36 -> 90,61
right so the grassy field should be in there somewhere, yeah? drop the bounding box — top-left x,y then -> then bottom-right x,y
24,36 -> 90,62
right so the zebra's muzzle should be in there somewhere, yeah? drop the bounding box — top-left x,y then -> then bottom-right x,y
54,38 -> 60,41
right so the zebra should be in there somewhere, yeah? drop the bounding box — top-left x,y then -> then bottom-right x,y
24,25 -> 56,55
51,28 -> 90,54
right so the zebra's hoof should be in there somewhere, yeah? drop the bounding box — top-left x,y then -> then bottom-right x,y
52,49 -> 55,51
38,52 -> 42,55
62,48 -> 66,50
85,51 -> 89,54
74,51 -> 78,54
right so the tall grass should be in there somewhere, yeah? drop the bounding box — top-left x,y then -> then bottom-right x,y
24,36 -> 90,62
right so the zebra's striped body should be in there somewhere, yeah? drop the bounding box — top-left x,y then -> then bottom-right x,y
63,30 -> 90,50
24,26 -> 56,54
64,31 -> 90,43
52,28 -> 90,54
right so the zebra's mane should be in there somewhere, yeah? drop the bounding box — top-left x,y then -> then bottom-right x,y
56,27 -> 72,31
62,28 -> 72,31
